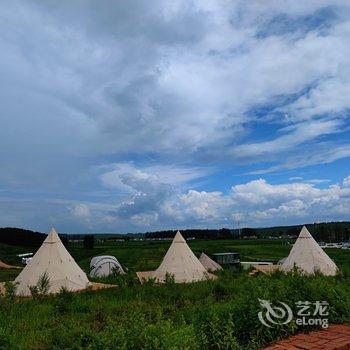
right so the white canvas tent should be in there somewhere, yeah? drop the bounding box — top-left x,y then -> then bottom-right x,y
282,226 -> 338,276
90,255 -> 125,277
137,231 -> 216,283
199,252 -> 222,272
15,228 -> 90,296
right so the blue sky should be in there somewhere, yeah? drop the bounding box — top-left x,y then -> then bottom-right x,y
0,1 -> 350,233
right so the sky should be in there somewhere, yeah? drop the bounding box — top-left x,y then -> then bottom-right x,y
0,1 -> 350,233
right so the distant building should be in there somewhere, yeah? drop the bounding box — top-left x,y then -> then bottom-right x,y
17,252 -> 33,264
22,257 -> 32,265
17,253 -> 33,257
212,252 -> 240,267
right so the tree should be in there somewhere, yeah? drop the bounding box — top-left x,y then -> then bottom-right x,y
0,227 -> 45,247
241,228 -> 257,237
218,228 -> 232,239
83,235 -> 95,249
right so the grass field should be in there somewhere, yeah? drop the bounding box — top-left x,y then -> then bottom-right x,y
1,238 -> 349,277
70,238 -> 350,275
0,238 -> 349,349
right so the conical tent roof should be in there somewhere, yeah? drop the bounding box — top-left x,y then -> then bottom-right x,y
282,226 -> 338,276
15,228 -> 90,296
152,231 -> 210,283
199,252 -> 222,272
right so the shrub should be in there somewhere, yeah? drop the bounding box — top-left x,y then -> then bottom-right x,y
53,287 -> 74,314
0,270 -> 349,349
3,281 -> 18,301
164,272 -> 175,285
29,272 -> 51,299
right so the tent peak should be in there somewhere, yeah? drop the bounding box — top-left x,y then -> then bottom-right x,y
44,227 -> 61,244
299,226 -> 312,239
282,226 -> 338,276
173,231 -> 186,243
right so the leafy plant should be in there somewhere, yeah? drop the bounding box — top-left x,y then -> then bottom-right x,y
37,271 -> 51,295
164,272 -> 175,285
3,281 -> 18,301
29,271 -> 51,299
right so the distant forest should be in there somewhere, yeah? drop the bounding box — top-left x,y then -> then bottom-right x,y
0,221 -> 349,247
144,222 -> 350,242
251,222 -> 350,242
0,227 -> 68,247
144,228 -> 233,240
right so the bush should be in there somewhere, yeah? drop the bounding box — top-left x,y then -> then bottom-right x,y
164,272 -> 175,285
29,272 -> 51,299
0,271 -> 349,349
53,287 -> 74,314
3,281 -> 18,301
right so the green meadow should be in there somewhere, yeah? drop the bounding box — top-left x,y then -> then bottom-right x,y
69,238 -> 350,273
0,239 -> 349,349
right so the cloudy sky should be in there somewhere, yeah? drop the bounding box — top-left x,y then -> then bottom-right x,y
1,1 -> 350,233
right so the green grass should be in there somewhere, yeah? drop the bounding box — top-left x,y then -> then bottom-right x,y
1,239 -> 348,278
0,238 -> 349,349
0,271 -> 349,349
68,239 -> 350,275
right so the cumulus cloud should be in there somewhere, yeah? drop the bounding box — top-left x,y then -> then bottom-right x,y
89,165 -> 350,230
1,1 -> 350,231
100,164 -> 179,227
178,176 -> 350,227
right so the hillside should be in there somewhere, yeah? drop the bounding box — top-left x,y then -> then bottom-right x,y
0,227 -> 68,247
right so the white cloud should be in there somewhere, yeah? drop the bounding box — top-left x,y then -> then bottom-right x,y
1,1 -> 350,231
99,163 -> 209,191
178,176 -> 350,227
231,119 -> 344,161
251,145 -> 350,174
96,163 -> 350,229
131,212 -> 159,227
289,176 -> 303,181
306,179 -> 330,184
181,190 -> 230,221
69,204 -> 91,224
343,176 -> 350,186
2,1 -> 350,171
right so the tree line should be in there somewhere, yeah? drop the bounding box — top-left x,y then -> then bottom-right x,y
0,221 -> 349,247
144,222 -> 350,242
144,228 -> 232,240
0,227 -> 68,247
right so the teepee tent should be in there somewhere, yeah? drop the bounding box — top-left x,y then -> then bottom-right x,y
199,252 -> 222,272
90,255 -> 125,277
137,231 -> 215,283
282,226 -> 338,276
15,228 -> 90,296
